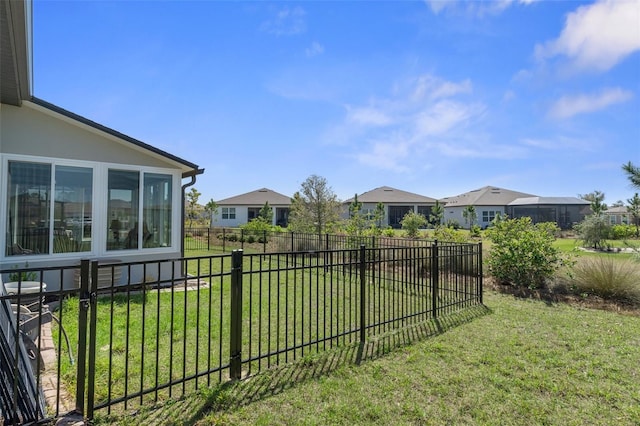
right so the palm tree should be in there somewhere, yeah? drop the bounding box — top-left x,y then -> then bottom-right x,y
622,162 -> 640,190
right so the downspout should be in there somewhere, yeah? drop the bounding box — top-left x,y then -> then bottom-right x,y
181,169 -> 204,259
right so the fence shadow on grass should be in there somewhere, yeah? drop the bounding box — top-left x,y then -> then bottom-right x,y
111,304 -> 492,426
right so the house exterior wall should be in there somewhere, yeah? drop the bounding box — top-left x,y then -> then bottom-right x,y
212,205 -> 290,228
1,102 -> 172,168
1,103 -> 187,291
444,206 -> 505,229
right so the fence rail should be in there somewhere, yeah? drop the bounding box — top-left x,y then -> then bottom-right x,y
1,238 -> 482,424
184,228 -> 442,253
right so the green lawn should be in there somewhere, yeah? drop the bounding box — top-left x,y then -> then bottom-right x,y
98,290 -> 640,426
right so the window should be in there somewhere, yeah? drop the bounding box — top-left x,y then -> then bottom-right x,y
143,173 -> 172,248
6,161 -> 93,256
107,170 -> 172,250
482,211 -> 497,223
222,207 -> 236,220
248,208 -> 260,220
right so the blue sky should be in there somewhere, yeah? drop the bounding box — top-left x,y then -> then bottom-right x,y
33,0 -> 639,205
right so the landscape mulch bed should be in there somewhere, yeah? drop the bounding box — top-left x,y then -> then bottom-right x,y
486,279 -> 640,317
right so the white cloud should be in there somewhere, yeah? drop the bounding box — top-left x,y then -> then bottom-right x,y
414,100 -> 482,136
426,0 -> 539,16
305,42 -> 324,57
411,75 -> 472,101
548,87 -> 633,119
356,139 -> 411,172
535,0 -> 640,73
346,105 -> 393,127
260,6 -> 306,36
328,73 -> 513,170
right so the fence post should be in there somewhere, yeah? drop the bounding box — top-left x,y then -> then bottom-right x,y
431,240 -> 439,319
75,259 -> 90,416
359,244 -> 366,343
86,260 -> 99,419
229,249 -> 243,380
207,228 -> 210,251
263,230 -> 267,253
478,242 -> 483,304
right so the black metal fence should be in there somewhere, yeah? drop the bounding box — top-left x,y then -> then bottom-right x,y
1,239 -> 482,424
185,228 -> 442,252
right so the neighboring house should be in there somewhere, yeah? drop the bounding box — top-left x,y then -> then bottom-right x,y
343,186 -> 437,229
507,197 -> 591,229
441,186 -> 536,229
213,188 -> 291,228
1,0 -> 203,290
604,206 -> 633,225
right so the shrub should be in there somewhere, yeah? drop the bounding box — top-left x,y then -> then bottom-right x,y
485,217 -> 570,289
444,219 -> 461,229
569,257 -> 640,304
400,211 -> 427,238
470,224 -> 482,238
611,224 -> 635,240
433,226 -> 468,243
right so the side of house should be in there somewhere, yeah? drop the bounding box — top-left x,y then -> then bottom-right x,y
213,188 -> 291,228
1,1 -> 203,290
507,197 -> 591,229
343,186 -> 437,229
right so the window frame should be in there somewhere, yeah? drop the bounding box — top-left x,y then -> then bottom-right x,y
1,154 -> 182,261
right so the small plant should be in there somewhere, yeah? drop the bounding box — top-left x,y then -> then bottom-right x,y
569,257 -> 640,304
8,262 -> 38,282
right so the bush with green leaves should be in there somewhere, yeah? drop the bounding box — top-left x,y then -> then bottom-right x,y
610,224 -> 635,240
433,226 -> 468,243
400,211 -> 427,238
485,217 -> 569,289
240,218 -> 272,243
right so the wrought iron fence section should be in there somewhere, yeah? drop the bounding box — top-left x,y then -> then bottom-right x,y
0,238 -> 482,424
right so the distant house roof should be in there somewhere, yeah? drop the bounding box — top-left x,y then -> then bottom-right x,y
509,196 -> 590,206
442,186 -> 536,207
343,186 -> 437,204
604,206 -> 630,214
217,188 -> 291,206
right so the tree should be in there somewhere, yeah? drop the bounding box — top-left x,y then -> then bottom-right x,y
622,161 -> 640,190
186,187 -> 201,228
462,205 -> 477,228
346,194 -> 366,236
429,200 -> 444,228
204,198 -> 218,227
373,202 -> 386,231
287,175 -> 341,234
400,211 -> 427,238
259,202 -> 273,224
574,214 -> 610,249
579,190 -> 607,216
627,193 -> 640,237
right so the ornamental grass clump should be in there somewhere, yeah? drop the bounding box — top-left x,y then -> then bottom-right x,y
570,256 -> 640,305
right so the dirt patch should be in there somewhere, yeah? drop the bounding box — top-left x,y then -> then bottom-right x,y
485,279 -> 640,317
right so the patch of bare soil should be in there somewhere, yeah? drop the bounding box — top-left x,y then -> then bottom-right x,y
485,279 -> 640,317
